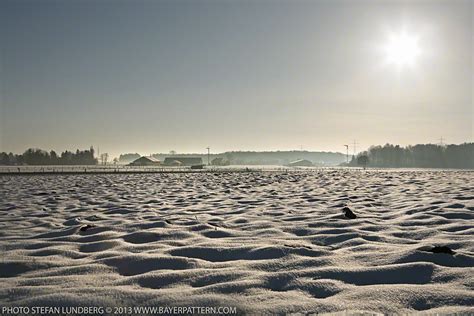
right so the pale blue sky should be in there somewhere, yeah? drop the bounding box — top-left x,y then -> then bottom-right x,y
1,0 -> 472,158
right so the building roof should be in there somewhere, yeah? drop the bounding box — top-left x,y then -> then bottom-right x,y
288,159 -> 313,166
129,156 -> 161,165
163,157 -> 203,166
139,156 -> 160,162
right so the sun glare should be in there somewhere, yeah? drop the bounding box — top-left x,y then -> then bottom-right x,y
384,32 -> 421,67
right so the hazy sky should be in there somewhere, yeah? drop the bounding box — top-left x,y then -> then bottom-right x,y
1,0 -> 472,158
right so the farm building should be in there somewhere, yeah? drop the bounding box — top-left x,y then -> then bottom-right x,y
288,159 -> 313,167
163,157 -> 203,166
211,157 -> 230,166
129,156 -> 161,166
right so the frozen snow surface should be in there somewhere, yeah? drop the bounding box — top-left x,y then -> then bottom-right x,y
0,170 -> 473,314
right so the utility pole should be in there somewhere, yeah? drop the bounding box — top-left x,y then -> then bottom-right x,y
344,145 -> 349,163
438,137 -> 445,146
206,147 -> 210,166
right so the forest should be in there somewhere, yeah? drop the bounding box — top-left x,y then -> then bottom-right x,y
0,147 -> 97,165
349,143 -> 473,169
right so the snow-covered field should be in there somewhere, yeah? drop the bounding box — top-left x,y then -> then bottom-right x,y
1,170 -> 473,314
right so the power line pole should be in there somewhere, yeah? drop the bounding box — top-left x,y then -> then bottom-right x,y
206,147 -> 210,166
344,145 -> 349,163
438,137 -> 445,146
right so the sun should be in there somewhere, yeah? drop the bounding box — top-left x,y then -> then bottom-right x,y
383,32 -> 421,67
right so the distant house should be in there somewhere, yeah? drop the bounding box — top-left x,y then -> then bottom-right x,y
163,157 -> 203,166
211,157 -> 229,166
165,159 -> 183,166
129,156 -> 161,166
288,159 -> 313,167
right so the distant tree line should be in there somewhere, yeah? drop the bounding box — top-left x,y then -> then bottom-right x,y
0,147 -> 97,165
348,143 -> 473,169
151,151 -> 346,166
